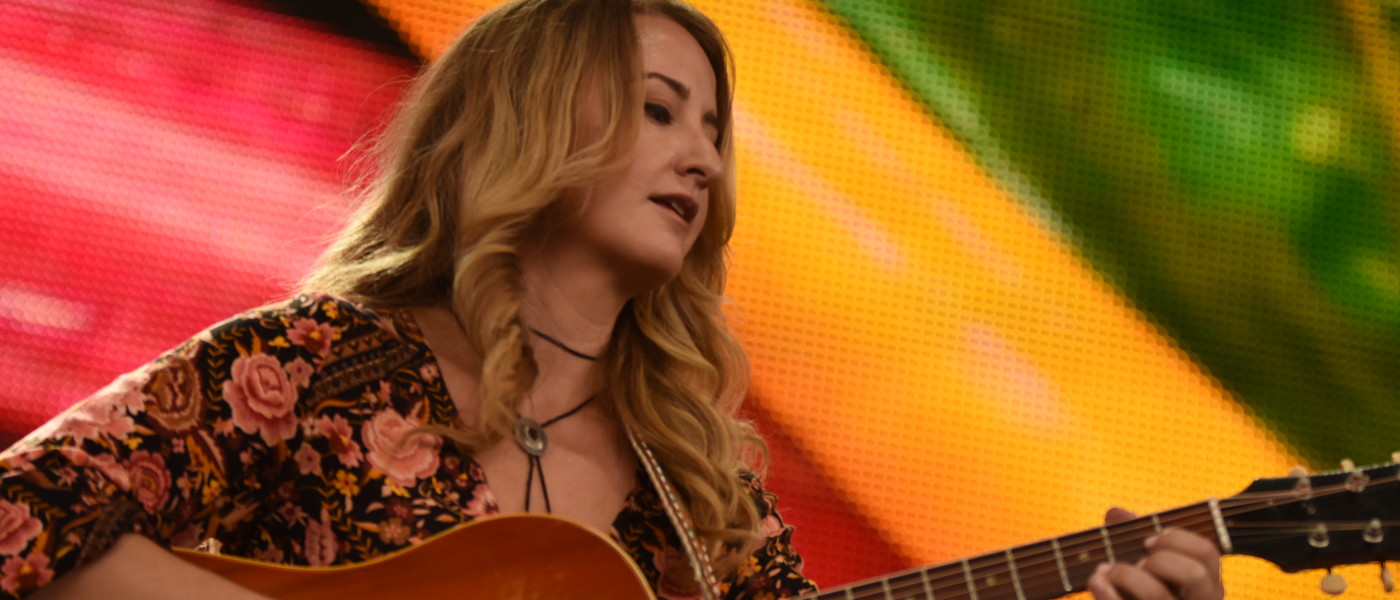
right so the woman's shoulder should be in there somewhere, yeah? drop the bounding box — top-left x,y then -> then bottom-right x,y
161,293 -> 427,398
187,292 -> 415,354
212,292 -> 399,332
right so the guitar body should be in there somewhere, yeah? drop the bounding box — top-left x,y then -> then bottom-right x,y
176,514 -> 655,600
173,461 -> 1400,599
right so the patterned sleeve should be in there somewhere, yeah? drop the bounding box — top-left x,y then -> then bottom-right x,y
721,471 -> 818,600
0,295 -> 339,599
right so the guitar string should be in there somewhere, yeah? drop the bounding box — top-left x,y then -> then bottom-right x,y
845,518 -> 1325,600
872,508 -> 1213,599
869,506 -> 1366,600
857,519 -> 1189,600
823,475 -> 1397,600
799,471 -> 1395,600
841,514 -> 1383,600
859,532 -> 1377,597
839,509 -> 1381,600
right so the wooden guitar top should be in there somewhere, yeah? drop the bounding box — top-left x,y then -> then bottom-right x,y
176,514 -> 655,600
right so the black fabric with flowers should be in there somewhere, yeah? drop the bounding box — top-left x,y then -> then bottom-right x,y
0,293 -> 815,599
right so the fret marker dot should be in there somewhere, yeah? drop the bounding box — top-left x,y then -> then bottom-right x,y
986,575 -> 997,586
1079,552 -> 1091,562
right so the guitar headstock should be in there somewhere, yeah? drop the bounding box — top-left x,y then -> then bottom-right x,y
1226,459 -> 1400,585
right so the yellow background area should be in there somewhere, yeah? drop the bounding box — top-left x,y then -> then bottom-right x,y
364,0 -> 1384,596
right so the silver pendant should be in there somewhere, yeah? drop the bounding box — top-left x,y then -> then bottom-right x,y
513,416 -> 547,456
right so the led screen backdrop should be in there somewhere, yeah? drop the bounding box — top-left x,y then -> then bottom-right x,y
1,0 -> 1397,597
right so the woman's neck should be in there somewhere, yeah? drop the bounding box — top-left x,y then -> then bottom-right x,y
515,253 -> 626,419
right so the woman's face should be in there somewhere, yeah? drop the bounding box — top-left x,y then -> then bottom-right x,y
551,14 -> 724,296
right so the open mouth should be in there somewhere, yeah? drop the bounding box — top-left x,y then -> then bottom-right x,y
649,194 -> 697,224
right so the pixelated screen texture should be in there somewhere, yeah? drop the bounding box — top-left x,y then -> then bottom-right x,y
3,0 -> 1398,596
0,0 -> 411,435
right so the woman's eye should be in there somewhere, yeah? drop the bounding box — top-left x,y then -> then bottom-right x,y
644,103 -> 672,124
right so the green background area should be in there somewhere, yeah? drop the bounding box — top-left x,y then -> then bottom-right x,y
823,0 -> 1400,465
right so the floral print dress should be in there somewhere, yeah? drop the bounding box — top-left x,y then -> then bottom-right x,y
0,294 -> 815,600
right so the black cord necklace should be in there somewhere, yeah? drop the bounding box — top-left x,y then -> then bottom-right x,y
530,327 -> 599,361
514,328 -> 599,513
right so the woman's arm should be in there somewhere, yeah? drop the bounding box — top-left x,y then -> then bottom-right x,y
28,534 -> 268,600
0,301 -> 314,599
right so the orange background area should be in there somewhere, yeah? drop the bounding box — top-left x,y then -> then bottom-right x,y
365,1 -> 1385,596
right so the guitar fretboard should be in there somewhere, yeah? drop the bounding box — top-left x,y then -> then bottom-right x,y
806,501 -> 1224,600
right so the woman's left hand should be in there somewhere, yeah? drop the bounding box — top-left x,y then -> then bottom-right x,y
1086,507 -> 1225,600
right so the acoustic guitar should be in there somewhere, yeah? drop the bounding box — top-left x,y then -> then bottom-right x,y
177,460 -> 1400,599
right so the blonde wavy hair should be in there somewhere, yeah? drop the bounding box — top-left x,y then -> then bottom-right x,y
304,0 -> 766,573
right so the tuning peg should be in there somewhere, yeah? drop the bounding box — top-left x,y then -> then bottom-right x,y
1341,459 -> 1371,492
1322,570 -> 1348,596
1310,524 -> 1331,548
1390,451 -> 1399,464
1290,467 -> 1314,500
1366,519 -> 1385,544
1382,562 -> 1395,593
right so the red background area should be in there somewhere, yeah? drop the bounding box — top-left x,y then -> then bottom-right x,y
0,0 -> 902,586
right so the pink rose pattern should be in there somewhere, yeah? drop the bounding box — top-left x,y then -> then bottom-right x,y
362,410 -> 440,488
0,502 -> 41,556
0,294 -> 813,600
126,451 -> 172,513
223,354 -> 298,445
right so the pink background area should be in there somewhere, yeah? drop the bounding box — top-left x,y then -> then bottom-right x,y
0,0 -> 411,438
0,0 -> 899,586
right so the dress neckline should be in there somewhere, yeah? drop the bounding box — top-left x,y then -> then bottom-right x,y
385,305 -> 645,537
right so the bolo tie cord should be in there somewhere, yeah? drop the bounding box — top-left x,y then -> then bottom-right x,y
521,394 -> 596,513
519,327 -> 599,514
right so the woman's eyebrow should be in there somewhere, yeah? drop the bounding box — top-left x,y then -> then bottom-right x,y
647,72 -> 690,99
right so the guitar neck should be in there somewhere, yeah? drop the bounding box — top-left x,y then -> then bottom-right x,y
809,501 -> 1224,600
173,462 -> 1399,599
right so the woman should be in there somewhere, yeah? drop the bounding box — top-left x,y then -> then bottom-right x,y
0,1 -> 1223,599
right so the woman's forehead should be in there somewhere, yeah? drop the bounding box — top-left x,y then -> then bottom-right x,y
635,15 -> 716,104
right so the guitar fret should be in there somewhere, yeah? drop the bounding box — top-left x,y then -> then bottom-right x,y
961,559 -> 980,600
920,567 -> 935,600
184,458 -> 1400,600
1051,538 -> 1072,593
1004,549 -> 1026,600
1208,498 -> 1233,553
1099,527 -> 1115,563
804,499 -> 1246,600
